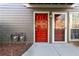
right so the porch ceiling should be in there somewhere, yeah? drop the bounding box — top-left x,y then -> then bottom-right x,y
24,3 -> 74,9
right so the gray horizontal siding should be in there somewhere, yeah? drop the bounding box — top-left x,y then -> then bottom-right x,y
0,3 -> 33,43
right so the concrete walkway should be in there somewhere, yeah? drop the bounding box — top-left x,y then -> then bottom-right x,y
22,43 -> 79,56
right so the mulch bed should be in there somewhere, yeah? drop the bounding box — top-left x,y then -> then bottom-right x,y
0,43 -> 32,56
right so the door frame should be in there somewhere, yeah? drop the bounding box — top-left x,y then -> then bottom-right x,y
33,11 -> 50,43
52,12 -> 67,43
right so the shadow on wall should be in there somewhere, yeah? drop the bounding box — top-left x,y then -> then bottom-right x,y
0,23 -> 12,43
0,23 -> 27,43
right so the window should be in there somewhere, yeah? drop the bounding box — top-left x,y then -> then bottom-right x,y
69,12 -> 79,41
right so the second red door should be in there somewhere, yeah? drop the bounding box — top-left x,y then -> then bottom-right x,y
35,12 -> 49,42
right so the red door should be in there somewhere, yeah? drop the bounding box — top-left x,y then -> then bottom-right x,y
54,14 -> 65,41
35,13 -> 48,42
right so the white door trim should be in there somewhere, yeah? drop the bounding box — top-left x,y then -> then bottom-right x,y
52,12 -> 67,43
33,11 -> 50,43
